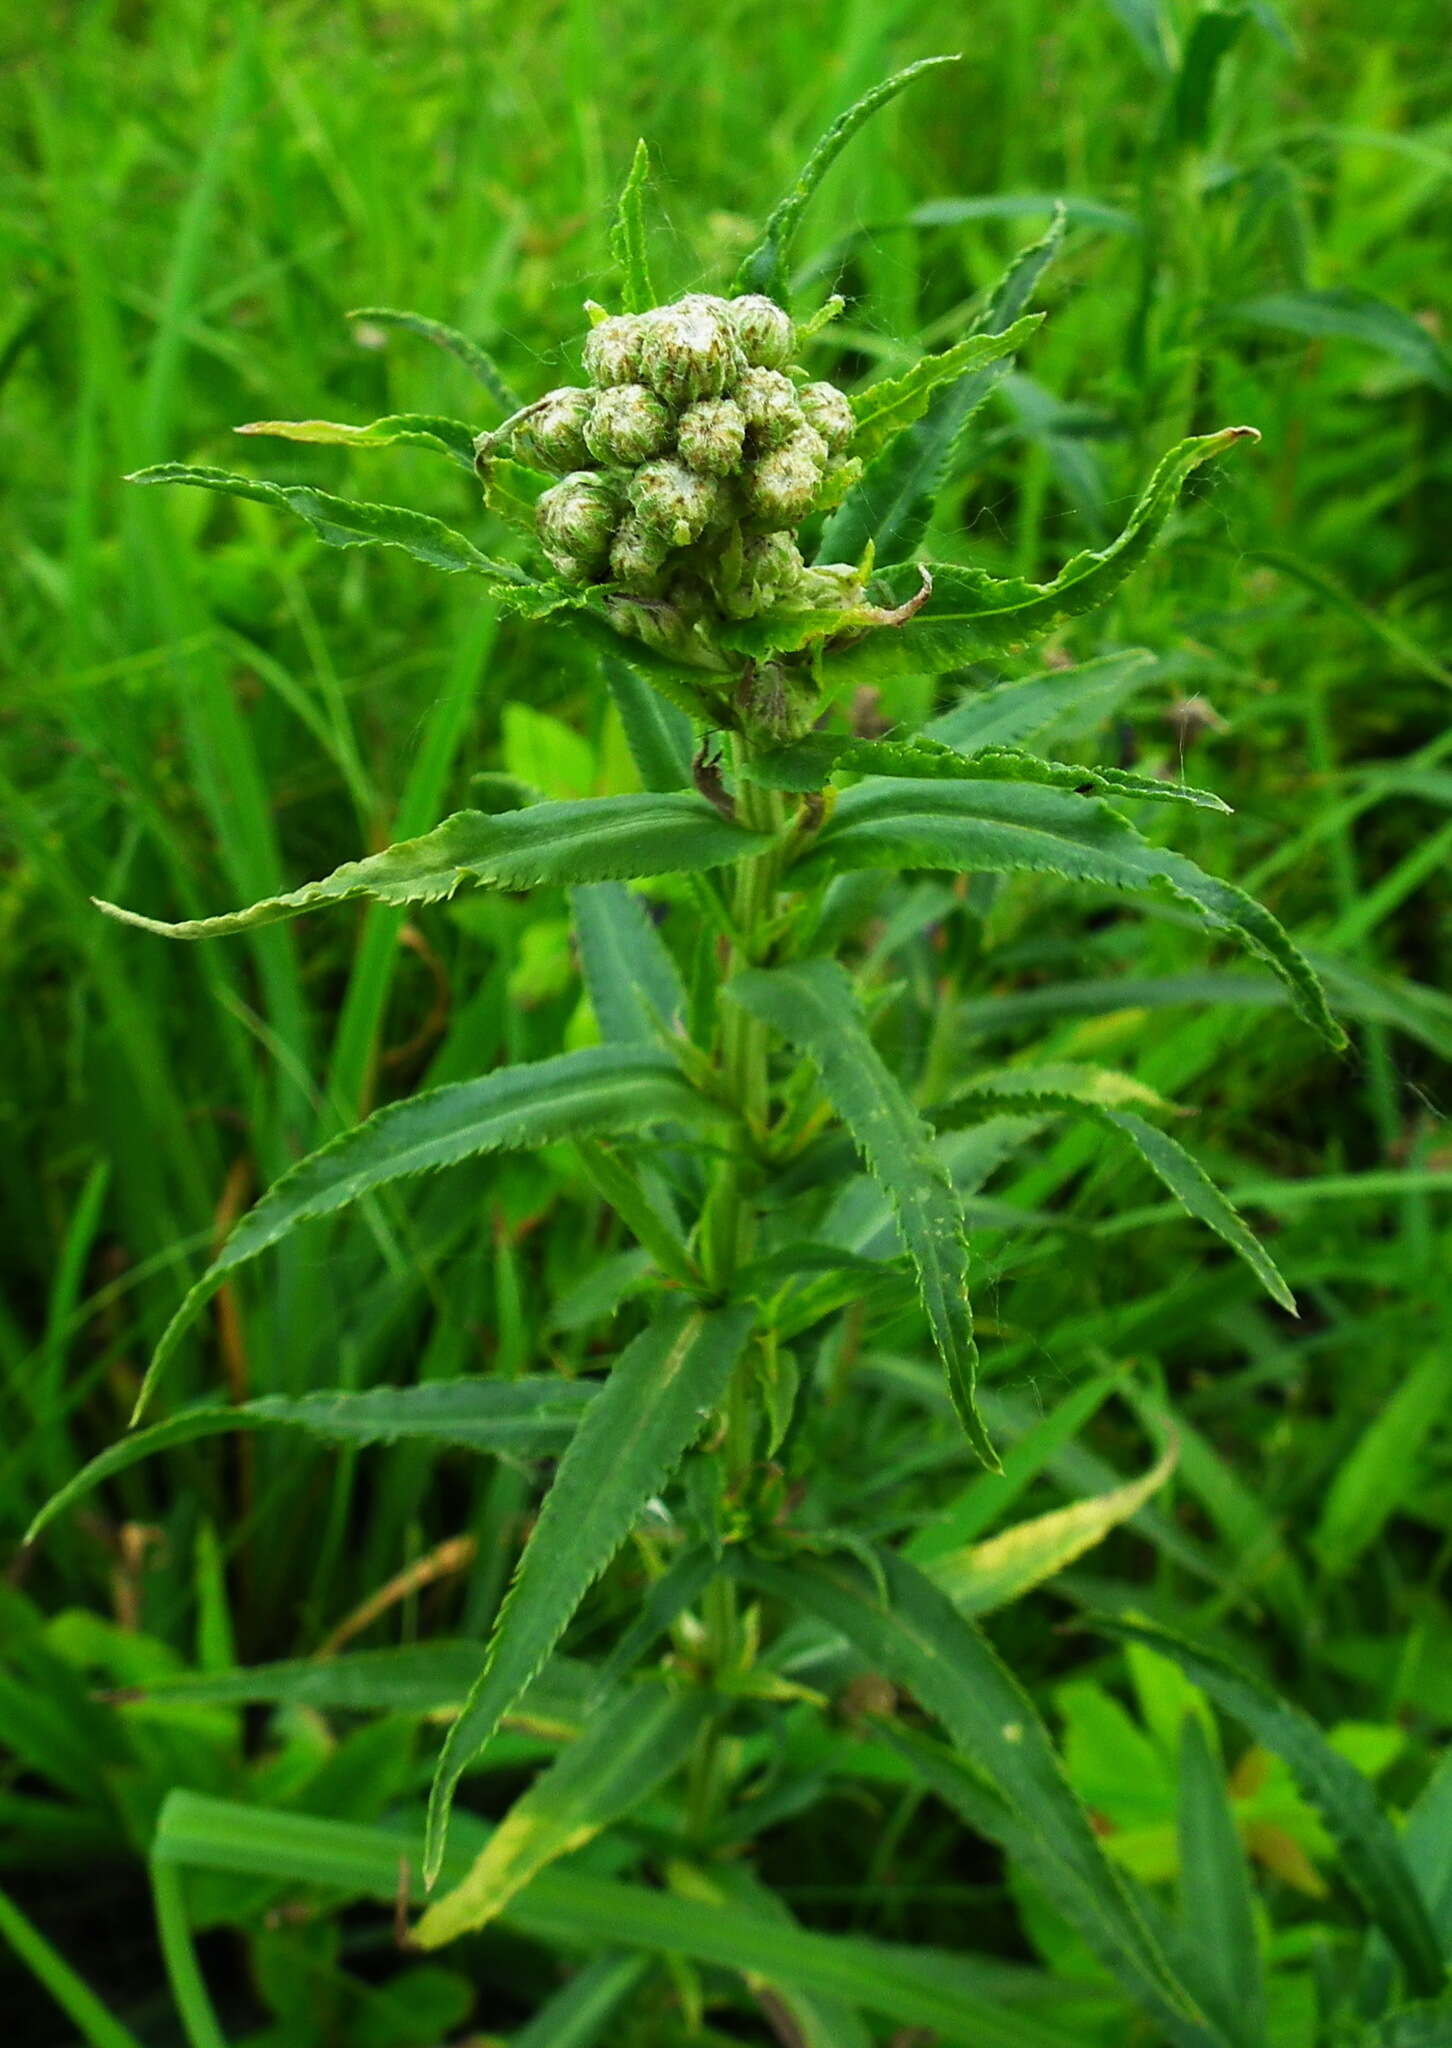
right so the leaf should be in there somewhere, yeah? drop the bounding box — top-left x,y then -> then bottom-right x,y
1310,1355 -> 1451,1576
732,55 -> 960,301
748,730 -> 1228,811
848,316 -> 1044,463
725,961 -> 992,1467
96,793 -> 769,939
424,1302 -> 755,1885
925,1436 -> 1178,1615
414,1687 -> 707,1945
126,462 -> 554,597
1093,1617 -> 1447,2000
1170,6 -> 1248,147
347,304 -> 519,411
826,427 -> 1260,683
821,207 -> 1066,566
1176,1715 -> 1266,2048
235,413 -> 478,468
27,1381 -> 595,1543
1357,1994 -> 1452,2048
734,1546 -> 1199,2033
600,652 -> 694,791
511,1957 -> 652,2048
570,882 -> 687,1043
927,649 -> 1160,752
796,777 -> 1344,1048
0,1882 -> 148,2048
132,1045 -> 718,1420
1225,291 -> 1452,392
609,139 -> 655,314
483,454 -> 550,536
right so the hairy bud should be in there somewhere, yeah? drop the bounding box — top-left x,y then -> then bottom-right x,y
583,314 -> 647,387
609,512 -> 673,596
719,532 -> 807,618
677,396 -> 747,477
516,387 -> 594,473
639,296 -> 745,409
538,469 -> 624,575
585,383 -> 673,466
629,457 -> 720,547
797,381 -> 855,456
729,295 -> 795,370
737,367 -> 804,451
742,425 -> 828,529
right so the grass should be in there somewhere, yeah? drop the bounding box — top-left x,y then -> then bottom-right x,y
2,1 -> 1449,2042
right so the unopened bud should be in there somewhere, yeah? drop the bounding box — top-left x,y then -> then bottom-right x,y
584,314 -> 647,387
742,426 -> 828,529
629,457 -> 720,547
639,296 -> 745,408
585,383 -> 673,466
729,295 -> 795,370
537,469 -> 624,575
719,532 -> 807,618
737,367 -> 804,451
515,387 -> 594,473
797,381 -> 854,456
609,512 -> 673,595
677,396 -> 746,477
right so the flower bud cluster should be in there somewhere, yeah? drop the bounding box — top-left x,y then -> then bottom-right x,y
509,293 -> 863,663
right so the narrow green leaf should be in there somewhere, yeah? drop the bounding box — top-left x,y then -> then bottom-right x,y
1357,1993 -> 1452,2048
347,304 -> 519,411
1094,1617 -> 1447,1999
732,56 -> 960,300
424,1302 -> 755,1884
570,882 -> 687,1043
849,316 -> 1043,463
126,463 -> 554,600
600,652 -> 694,791
1225,290 -> 1452,392
826,427 -> 1260,683
415,1687 -> 707,1945
235,413 -> 478,468
1310,1355 -> 1451,1576
797,777 -> 1343,1048
512,1957 -> 652,2048
725,961 -> 993,1467
97,793 -> 768,940
1170,6 -> 1248,146
115,1647 -> 591,1728
610,139 -> 655,313
132,1045 -> 716,1420
927,649 -> 1160,753
1176,1715 -> 1266,2048
26,1380 -> 594,1544
482,454 -> 550,535
0,1883 -> 148,2048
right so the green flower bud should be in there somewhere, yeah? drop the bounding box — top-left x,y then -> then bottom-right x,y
676,396 -> 746,477
796,559 -> 866,608
718,533 -> 807,618
742,425 -> 828,530
628,457 -> 720,547
607,596 -> 697,660
515,387 -> 594,473
608,512 -> 673,596
583,314 -> 647,387
728,294 -> 795,370
639,295 -> 745,408
584,383 -> 673,466
537,469 -> 624,575
737,366 -> 804,451
797,380 -> 855,455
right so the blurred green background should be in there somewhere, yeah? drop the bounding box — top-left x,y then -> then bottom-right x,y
2,0 -> 1449,2042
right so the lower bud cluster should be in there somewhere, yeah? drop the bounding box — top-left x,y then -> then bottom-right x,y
494,293 -> 864,664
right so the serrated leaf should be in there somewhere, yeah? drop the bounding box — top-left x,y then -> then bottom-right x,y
483,454 -> 551,535
1176,1715 -> 1266,2048
414,1687 -> 706,1946
826,427 -> 1260,683
1094,1617 -> 1447,2000
97,794 -> 769,939
126,463 -> 561,606
796,777 -> 1343,1048
424,1302 -> 754,1884
570,883 -> 687,1043
725,961 -> 993,1467
236,413 -> 478,468
609,139 -> 655,314
600,651 -> 695,791
927,649 -> 1160,752
732,56 -> 960,301
27,1381 -> 595,1544
747,730 -> 1228,811
849,315 -> 1044,463
131,1045 -> 719,1420
347,304 -> 519,411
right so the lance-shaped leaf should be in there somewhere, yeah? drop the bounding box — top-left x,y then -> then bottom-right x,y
927,648 -> 1160,753
937,1074 -> 1294,1311
732,55 -> 959,300
733,1546 -> 1200,2034
236,413 -> 478,469
848,315 -> 1043,464
825,427 -> 1260,683
725,961 -> 994,1467
1093,1617 -> 1447,2001
424,1302 -> 755,1884
746,730 -> 1228,811
348,304 -> 519,411
414,1685 -> 708,1946
1176,1716 -> 1267,2048
127,464 -> 565,609
609,139 -> 656,313
130,1045 -> 721,1420
97,794 -> 769,940
795,777 -> 1344,1048
27,1380 -> 596,1544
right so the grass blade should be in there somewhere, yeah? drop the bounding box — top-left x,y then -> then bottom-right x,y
1176,1715 -> 1266,2048
346,305 -> 520,411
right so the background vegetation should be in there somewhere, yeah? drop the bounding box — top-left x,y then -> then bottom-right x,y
2,0 -> 1448,2042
